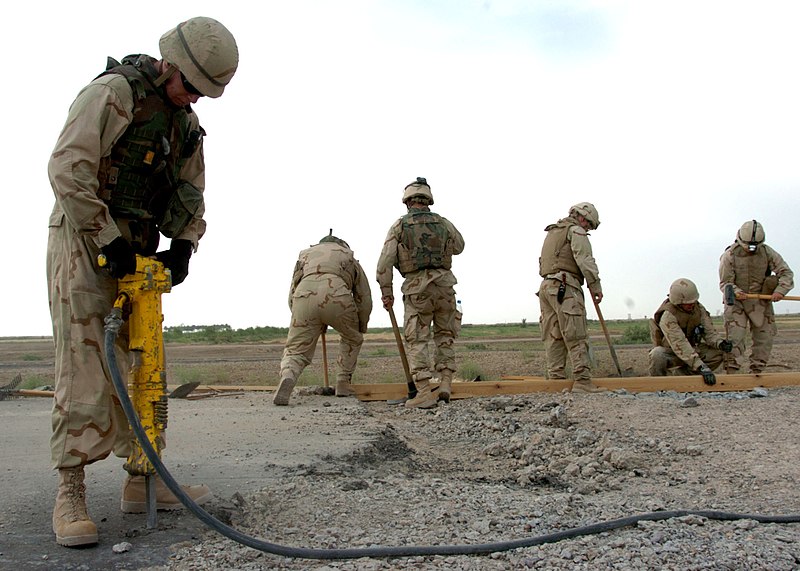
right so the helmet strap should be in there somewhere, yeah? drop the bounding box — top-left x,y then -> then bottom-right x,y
154,63 -> 178,88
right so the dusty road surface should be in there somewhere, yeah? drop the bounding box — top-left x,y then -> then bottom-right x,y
2,337 -> 800,570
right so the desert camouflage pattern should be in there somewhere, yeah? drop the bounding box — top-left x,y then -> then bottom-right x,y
280,242 -> 373,383
376,206 -> 465,381
46,71 -> 206,469
538,218 -> 602,381
648,300 -> 724,374
719,242 -> 794,372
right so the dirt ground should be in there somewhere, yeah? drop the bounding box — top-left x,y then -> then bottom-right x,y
1,335 -> 800,570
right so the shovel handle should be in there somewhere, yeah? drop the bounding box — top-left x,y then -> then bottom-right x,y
388,305 -> 417,399
593,298 -> 624,377
321,328 -> 330,388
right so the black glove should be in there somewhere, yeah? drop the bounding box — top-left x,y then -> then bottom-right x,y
718,339 -> 733,353
698,364 -> 716,385
100,237 -> 137,279
155,239 -> 193,286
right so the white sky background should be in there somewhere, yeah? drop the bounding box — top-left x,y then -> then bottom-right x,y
2,0 -> 800,337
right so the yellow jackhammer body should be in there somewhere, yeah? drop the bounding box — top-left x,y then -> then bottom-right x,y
103,254 -> 172,528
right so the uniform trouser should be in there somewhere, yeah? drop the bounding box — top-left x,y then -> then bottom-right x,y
403,284 -> 458,382
723,302 -> 776,372
648,345 -> 725,376
47,218 -> 134,470
538,279 -> 591,381
280,293 -> 363,383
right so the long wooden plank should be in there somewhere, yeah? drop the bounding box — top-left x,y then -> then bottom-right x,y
350,372 -> 800,401
163,373 -> 800,402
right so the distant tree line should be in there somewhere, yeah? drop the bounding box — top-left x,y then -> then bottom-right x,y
163,324 -> 288,344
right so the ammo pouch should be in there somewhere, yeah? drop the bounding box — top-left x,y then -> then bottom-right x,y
761,275 -> 779,295
158,181 -> 203,238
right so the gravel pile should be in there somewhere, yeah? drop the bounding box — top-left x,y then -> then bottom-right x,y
152,388 -> 800,570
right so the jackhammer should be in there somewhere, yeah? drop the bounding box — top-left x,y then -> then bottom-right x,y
100,253 -> 171,529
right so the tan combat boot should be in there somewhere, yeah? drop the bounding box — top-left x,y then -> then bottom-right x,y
335,374 -> 355,397
405,379 -> 438,409
571,380 -> 608,393
53,466 -> 98,547
438,370 -> 453,403
121,474 -> 212,513
273,376 -> 297,406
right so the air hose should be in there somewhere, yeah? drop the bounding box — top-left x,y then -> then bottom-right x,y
104,311 -> 800,560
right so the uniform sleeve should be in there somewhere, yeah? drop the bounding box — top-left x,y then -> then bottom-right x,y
376,220 -> 402,297
287,257 -> 304,309
444,218 -> 465,256
659,311 -> 703,370
47,76 -> 134,248
173,113 -> 206,249
569,227 -> 602,295
766,245 -> 795,296
718,248 -> 738,294
700,305 -> 722,347
352,259 -> 373,332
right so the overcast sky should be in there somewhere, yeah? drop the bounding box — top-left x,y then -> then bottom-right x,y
3,0 -> 799,337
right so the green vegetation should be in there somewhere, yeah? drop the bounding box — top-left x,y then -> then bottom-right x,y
458,360 -> 486,381
164,324 -> 288,344
616,323 -> 652,345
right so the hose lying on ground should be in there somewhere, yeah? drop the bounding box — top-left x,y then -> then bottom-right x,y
104,311 -> 800,560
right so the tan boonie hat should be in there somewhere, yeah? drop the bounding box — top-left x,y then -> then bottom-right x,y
159,17 -> 239,98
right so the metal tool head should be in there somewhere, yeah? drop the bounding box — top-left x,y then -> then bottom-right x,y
724,283 -> 736,306
0,374 -> 24,401
168,381 -> 201,399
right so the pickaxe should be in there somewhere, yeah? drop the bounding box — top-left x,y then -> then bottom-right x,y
723,283 -> 800,305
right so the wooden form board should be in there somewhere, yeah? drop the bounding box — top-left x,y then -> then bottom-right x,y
165,373 -> 800,402
349,372 -> 800,402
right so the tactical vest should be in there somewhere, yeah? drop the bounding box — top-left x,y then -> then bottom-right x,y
650,299 -> 703,348
728,244 -> 770,293
396,210 -> 451,276
538,218 -> 583,281
96,55 -> 203,229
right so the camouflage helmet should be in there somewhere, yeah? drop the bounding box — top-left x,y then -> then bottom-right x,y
668,278 -> 699,305
569,202 -> 600,230
159,17 -> 239,98
402,177 -> 434,205
736,220 -> 765,253
319,230 -> 350,249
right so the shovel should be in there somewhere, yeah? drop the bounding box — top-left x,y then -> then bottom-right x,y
320,327 -> 335,396
168,381 -> 201,399
592,297 -> 624,377
387,304 -> 417,403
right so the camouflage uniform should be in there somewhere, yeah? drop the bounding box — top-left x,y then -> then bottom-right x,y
648,299 -> 725,375
537,215 -> 601,381
47,69 -> 206,470
376,207 -> 465,383
719,241 -> 794,373
280,240 -> 373,385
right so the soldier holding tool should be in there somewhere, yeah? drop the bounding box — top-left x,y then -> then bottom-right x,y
275,233 -> 373,405
537,203 -> 606,392
46,18 -> 238,547
376,177 -> 465,408
648,278 -> 732,384
719,220 -> 794,374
